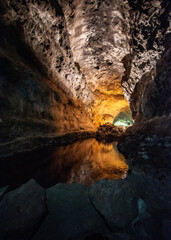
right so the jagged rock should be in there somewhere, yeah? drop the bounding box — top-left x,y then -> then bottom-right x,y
0,0 -> 169,149
118,134 -> 171,177
96,123 -> 126,141
129,47 -> 171,136
0,179 -> 47,240
32,183 -> 109,240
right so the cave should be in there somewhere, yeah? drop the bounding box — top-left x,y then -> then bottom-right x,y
0,0 -> 171,239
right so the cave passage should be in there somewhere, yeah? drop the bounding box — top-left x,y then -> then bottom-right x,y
0,139 -> 128,190
113,108 -> 134,127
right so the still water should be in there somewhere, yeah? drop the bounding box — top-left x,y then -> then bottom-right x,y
0,139 -> 128,190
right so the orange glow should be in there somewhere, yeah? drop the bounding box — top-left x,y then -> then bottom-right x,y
49,139 -> 128,185
87,74 -> 130,126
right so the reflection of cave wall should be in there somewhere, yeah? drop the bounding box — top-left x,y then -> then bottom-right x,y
0,0 -> 170,142
50,139 -> 128,185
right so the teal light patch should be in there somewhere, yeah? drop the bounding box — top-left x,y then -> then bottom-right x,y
113,110 -> 133,127
114,120 -> 133,127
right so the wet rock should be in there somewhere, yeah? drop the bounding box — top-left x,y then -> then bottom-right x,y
118,134 -> 171,177
96,123 -> 126,142
33,183 -> 109,240
0,179 -> 46,240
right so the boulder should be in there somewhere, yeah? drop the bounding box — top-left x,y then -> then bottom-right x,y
89,178 -> 138,229
33,183 -> 109,240
0,179 -> 46,240
96,123 -> 126,142
89,172 -> 165,230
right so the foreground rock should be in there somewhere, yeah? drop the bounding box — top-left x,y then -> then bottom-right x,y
33,183 -> 110,240
89,178 -> 138,229
117,134 -> 171,239
89,172 -> 165,238
0,173 -> 168,240
0,179 -> 46,240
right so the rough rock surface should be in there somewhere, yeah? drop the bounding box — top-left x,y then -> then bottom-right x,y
129,47 -> 171,135
122,0 -> 170,101
117,133 -> 171,239
0,52 -> 95,143
96,123 -> 126,141
1,0 -> 170,146
118,134 -> 171,177
0,179 -> 46,240
89,173 -> 165,235
89,178 -> 138,229
0,175 -> 168,240
32,183 -> 110,240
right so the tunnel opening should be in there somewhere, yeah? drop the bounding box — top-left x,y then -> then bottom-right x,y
113,108 -> 134,127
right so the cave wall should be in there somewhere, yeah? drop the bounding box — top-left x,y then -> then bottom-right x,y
122,0 -> 170,100
128,0 -> 171,136
1,0 -> 132,127
0,0 -> 96,142
0,52 -> 95,142
129,46 -> 171,136
0,0 -> 170,142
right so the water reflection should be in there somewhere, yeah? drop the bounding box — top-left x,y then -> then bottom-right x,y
0,139 -> 128,189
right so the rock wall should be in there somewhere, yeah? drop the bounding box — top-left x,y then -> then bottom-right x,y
0,0 -> 96,143
0,0 -> 170,142
122,0 -> 170,99
128,47 -> 171,136
125,0 -> 171,135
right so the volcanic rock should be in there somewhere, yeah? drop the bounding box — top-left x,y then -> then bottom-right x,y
96,123 -> 126,141
0,179 -> 46,240
32,183 -> 109,240
89,172 -> 165,231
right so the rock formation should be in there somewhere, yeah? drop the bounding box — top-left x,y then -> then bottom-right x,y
0,1 -> 170,239
0,179 -> 47,240
1,0 -> 170,148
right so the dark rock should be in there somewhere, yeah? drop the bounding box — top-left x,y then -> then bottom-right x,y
162,217 -> 171,240
33,183 -> 109,240
118,134 -> 171,177
0,179 -> 46,240
89,178 -> 138,229
89,172 -> 165,230
129,48 -> 171,136
96,123 -> 126,142
0,186 -> 9,201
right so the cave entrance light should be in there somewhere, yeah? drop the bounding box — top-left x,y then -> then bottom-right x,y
113,109 -> 134,127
